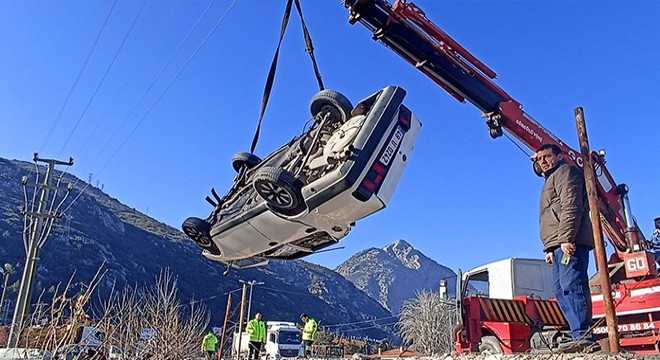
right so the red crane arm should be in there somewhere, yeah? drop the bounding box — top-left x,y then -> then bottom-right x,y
344,0 -> 642,257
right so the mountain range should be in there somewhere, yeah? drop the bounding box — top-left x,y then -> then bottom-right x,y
337,240 -> 457,315
0,157 -> 456,340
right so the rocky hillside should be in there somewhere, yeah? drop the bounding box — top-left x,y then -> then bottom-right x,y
336,240 -> 457,315
0,157 -> 393,339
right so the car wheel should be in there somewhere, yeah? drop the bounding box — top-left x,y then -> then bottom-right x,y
253,167 -> 304,210
232,152 -> 262,173
479,335 -> 503,355
182,217 -> 220,255
310,90 -> 353,124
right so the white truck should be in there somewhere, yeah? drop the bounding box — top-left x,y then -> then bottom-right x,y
233,321 -> 303,359
461,257 -> 554,300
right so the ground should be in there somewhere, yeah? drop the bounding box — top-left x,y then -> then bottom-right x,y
434,354 -> 658,360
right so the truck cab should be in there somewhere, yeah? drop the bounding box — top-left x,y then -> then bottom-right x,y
233,321 -> 303,359
455,258 -> 571,354
264,322 -> 303,359
462,258 -> 554,300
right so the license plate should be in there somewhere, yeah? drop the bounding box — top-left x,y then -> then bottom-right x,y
380,125 -> 405,166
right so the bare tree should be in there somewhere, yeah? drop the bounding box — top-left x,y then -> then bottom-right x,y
314,330 -> 334,345
396,290 -> 455,355
99,269 -> 209,360
0,264 -> 109,359
1,265 -> 207,360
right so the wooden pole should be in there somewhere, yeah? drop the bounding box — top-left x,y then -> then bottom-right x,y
574,107 -> 620,353
235,284 -> 248,360
218,293 -> 233,359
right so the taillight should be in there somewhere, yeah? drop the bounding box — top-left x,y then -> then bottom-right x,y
353,160 -> 387,201
352,104 -> 412,202
398,105 -> 411,131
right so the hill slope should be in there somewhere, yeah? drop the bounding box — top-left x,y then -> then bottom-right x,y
0,157 -> 393,339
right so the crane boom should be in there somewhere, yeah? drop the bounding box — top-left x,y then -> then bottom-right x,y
343,0 -> 648,264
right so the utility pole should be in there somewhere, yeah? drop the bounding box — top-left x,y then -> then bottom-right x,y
575,108 -> 620,353
1,299 -> 11,325
239,279 -> 264,320
219,293 -> 233,359
0,264 -> 15,323
235,283 -> 247,360
7,153 -> 74,348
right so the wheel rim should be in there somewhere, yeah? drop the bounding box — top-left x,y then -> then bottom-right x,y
256,181 -> 294,207
186,227 -> 211,245
482,347 -> 495,355
234,161 -> 246,171
321,105 -> 343,123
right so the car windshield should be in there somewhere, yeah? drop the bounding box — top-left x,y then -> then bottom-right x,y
278,331 -> 301,345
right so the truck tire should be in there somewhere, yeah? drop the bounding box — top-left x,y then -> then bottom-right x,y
479,336 -> 503,355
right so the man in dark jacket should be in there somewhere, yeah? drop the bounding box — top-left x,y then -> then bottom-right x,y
534,144 -> 594,345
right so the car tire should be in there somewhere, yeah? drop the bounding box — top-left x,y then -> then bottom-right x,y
232,152 -> 262,173
253,167 -> 304,211
182,217 -> 220,255
310,90 -> 353,124
479,335 -> 503,355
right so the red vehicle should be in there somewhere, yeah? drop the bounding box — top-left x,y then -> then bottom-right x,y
342,0 -> 659,354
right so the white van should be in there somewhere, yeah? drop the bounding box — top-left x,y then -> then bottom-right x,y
233,321 -> 303,359
0,348 -> 51,360
75,326 -> 105,347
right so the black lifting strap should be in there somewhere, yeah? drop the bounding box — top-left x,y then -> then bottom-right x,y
294,0 -> 325,91
250,0 -> 325,155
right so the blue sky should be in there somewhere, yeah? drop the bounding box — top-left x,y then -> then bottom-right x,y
1,0 -> 658,274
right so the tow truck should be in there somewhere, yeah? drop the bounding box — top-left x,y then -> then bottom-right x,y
342,0 -> 659,354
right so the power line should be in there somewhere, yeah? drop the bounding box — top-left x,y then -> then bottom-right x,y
331,321 -> 398,333
258,285 -> 315,297
60,0 -> 235,212
188,286 -> 243,305
82,0 -> 225,177
73,0 -> 183,157
57,0 -> 148,158
93,0 -> 239,178
323,315 -> 398,328
39,0 -> 118,154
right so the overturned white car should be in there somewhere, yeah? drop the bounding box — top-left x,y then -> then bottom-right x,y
182,86 -> 421,272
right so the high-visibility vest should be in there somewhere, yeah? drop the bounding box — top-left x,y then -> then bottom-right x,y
247,319 -> 266,342
302,318 -> 318,341
202,333 -> 218,351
